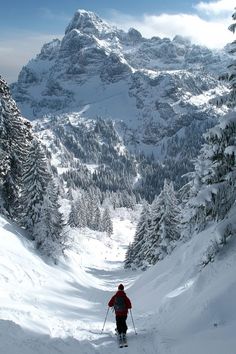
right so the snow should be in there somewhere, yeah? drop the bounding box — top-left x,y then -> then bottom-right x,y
188,86 -> 228,108
86,164 -> 99,173
225,145 -> 236,155
0,204 -> 236,354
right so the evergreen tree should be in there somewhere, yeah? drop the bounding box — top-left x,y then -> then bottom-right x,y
77,194 -> 87,228
101,207 -> 113,236
34,181 -> 65,258
124,243 -> 135,269
142,194 -> 165,265
0,148 -> 10,214
84,191 -> 94,229
20,139 -> 51,236
161,180 -> 181,242
92,206 -> 102,231
125,202 -> 150,268
69,191 -> 102,230
67,187 -> 73,200
184,8 -> 236,236
68,201 -> 79,228
0,148 -> 9,179
148,194 -> 165,240
0,76 -> 32,217
141,180 -> 180,265
127,180 -> 181,268
187,111 -> 236,230
86,189 -> 102,230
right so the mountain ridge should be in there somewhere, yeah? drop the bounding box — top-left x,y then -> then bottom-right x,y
10,9 -> 229,195
12,9 -> 228,120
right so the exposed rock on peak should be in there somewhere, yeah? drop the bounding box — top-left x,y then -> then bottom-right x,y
172,35 -> 191,45
65,9 -> 111,37
38,39 -> 61,61
127,28 -> 143,42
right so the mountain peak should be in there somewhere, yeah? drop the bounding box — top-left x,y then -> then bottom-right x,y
65,9 -> 111,37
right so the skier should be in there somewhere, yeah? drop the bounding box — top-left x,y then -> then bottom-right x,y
108,284 -> 132,346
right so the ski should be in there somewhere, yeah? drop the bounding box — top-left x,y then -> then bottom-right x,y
116,334 -> 128,348
123,335 -> 128,347
117,335 -> 124,348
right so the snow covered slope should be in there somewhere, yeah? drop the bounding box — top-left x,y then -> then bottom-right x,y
0,204 -> 236,354
130,220 -> 236,353
0,210 -> 140,353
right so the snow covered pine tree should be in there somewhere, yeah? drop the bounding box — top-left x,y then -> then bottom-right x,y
126,180 -> 180,269
20,139 -> 51,235
101,207 -> 113,236
187,8 -> 236,232
0,76 -> 32,217
124,202 -> 151,269
34,181 -> 65,258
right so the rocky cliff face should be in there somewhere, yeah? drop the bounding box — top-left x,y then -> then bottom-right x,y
11,9 -> 228,165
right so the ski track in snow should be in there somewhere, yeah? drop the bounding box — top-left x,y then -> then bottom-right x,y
0,209 -> 168,354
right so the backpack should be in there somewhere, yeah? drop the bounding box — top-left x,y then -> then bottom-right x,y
114,295 -> 126,312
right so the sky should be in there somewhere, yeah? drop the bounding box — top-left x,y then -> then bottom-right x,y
0,0 -> 234,83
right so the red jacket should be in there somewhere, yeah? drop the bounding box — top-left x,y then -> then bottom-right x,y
108,290 -> 132,316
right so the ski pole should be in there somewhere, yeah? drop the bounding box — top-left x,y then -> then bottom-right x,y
101,307 -> 109,334
130,309 -> 137,335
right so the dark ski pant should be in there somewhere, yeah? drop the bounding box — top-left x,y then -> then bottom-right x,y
116,315 -> 127,334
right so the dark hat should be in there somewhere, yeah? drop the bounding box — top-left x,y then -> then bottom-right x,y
118,284 -> 124,290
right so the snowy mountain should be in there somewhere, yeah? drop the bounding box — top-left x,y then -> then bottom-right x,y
10,9 -> 230,197
12,11 -> 228,129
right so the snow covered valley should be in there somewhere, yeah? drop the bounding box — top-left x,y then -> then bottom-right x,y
1,6 -> 236,354
0,207 -> 236,354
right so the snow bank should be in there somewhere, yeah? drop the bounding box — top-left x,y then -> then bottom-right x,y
129,219 -> 236,353
0,320 -> 97,354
